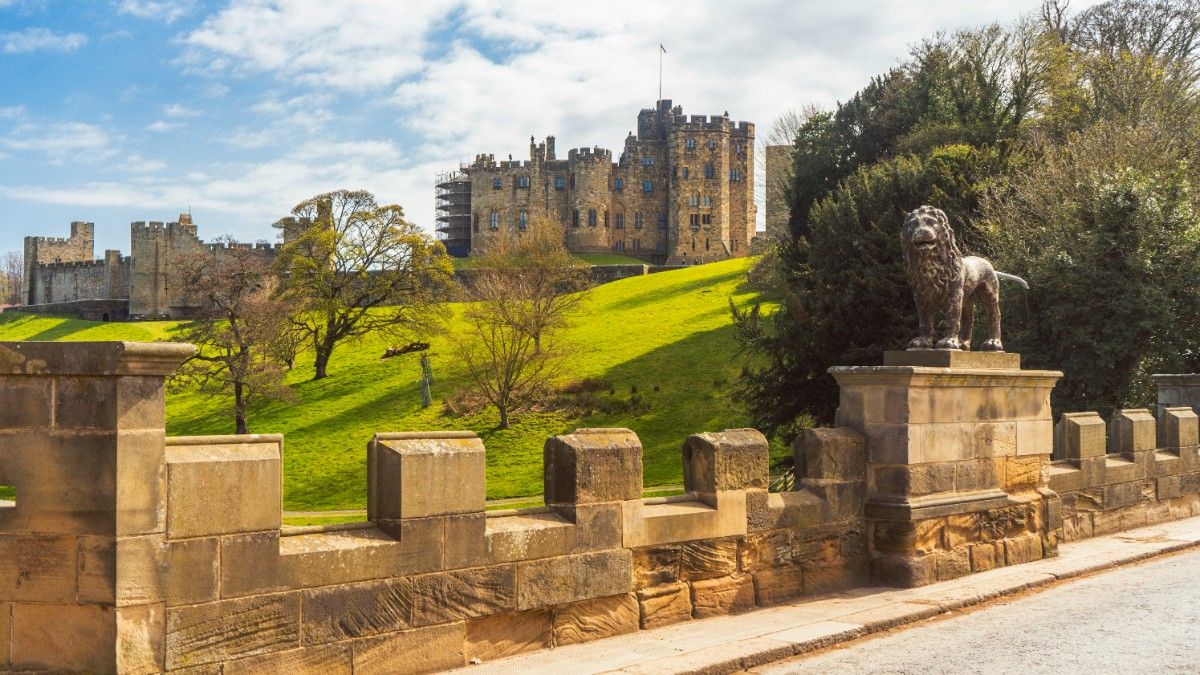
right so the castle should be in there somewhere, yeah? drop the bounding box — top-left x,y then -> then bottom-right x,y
20,214 -> 280,320
438,99 -> 756,264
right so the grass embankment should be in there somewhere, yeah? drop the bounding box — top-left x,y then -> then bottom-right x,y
453,252 -> 648,270
0,257 -> 776,511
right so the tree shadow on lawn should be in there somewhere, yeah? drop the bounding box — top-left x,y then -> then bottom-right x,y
602,265 -> 754,312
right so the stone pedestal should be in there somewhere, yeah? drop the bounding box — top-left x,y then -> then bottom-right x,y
830,350 -> 1062,586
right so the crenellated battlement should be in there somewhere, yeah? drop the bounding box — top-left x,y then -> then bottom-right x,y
567,146 -> 614,162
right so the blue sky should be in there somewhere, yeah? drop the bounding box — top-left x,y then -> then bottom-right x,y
0,0 -> 1103,257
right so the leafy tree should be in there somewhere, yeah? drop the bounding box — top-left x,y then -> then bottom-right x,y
170,243 -> 295,434
983,124 -> 1200,416
1,252 -> 21,306
272,190 -> 453,380
451,217 -> 589,428
735,145 -> 1003,434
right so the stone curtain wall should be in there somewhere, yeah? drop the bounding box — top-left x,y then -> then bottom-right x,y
0,341 -> 866,673
1050,408 -> 1200,541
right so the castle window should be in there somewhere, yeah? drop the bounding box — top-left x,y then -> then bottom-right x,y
615,177 -> 624,191
473,213 -> 480,232
708,139 -> 716,150
572,209 -> 580,227
634,212 -> 643,230
570,173 -> 576,189
704,163 -> 715,179
702,214 -> 712,225
643,179 -> 653,193
692,238 -> 696,251
516,175 -> 530,189
555,175 -> 565,190
735,143 -> 743,155
615,240 -> 625,252
658,240 -> 666,253
689,193 -> 699,207
689,214 -> 700,229
682,167 -> 689,179
657,213 -> 667,230
706,238 -> 710,250
493,177 -> 503,190
519,210 -> 528,230
685,137 -> 696,151
489,211 -> 499,230
604,211 -> 609,227
702,195 -> 712,207
633,238 -> 641,250
615,213 -> 625,229
730,168 -> 743,181
641,156 -> 655,167
588,209 -> 597,227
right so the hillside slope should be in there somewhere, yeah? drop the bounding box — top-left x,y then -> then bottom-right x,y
0,257 -> 769,510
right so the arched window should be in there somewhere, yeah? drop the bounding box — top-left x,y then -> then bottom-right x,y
588,209 -> 597,227
634,212 -> 643,230
518,210 -> 528,230
643,179 -> 653,193
492,177 -> 502,189
614,177 -> 624,191
489,211 -> 499,229
572,209 -> 580,227
685,137 -> 696,151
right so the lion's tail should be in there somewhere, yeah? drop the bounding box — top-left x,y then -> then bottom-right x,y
996,271 -> 1029,289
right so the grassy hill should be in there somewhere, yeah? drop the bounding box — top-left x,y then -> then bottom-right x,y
0,257 -> 774,511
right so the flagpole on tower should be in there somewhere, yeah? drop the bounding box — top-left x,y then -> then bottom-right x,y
659,43 -> 666,102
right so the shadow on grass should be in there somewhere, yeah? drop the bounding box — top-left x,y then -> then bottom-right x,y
603,265 -> 751,312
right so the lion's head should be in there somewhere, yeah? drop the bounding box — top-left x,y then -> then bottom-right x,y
901,205 -> 962,304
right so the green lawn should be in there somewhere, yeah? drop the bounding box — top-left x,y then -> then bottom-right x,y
0,257 -> 777,511
452,252 -> 648,270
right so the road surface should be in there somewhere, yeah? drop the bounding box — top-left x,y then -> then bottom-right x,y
755,548 -> 1200,674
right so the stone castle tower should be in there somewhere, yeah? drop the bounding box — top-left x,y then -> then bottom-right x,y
460,100 -> 755,264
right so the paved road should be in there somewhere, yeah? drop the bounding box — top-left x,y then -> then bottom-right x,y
754,548 -> 1200,674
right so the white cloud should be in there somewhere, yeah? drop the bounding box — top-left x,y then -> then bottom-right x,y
2,121 -> 113,161
1,27 -> 87,54
123,153 -> 168,173
146,120 -> 183,132
181,0 -> 447,90
117,0 -> 197,23
163,103 -> 199,117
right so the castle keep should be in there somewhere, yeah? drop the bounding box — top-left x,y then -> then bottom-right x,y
443,100 -> 756,265
21,215 -> 279,320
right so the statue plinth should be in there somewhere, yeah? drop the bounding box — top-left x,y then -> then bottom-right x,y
829,352 -> 1063,587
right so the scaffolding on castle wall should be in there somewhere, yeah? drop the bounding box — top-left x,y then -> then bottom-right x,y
434,168 -> 472,258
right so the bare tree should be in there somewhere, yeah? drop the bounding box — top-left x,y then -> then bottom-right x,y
452,217 -> 589,428
757,105 -> 822,239
170,242 -> 296,434
272,189 -> 454,380
1,252 -> 22,306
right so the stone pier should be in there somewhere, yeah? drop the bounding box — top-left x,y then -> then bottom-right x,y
830,350 -> 1063,586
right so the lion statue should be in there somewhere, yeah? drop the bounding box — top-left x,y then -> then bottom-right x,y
900,205 -> 1027,352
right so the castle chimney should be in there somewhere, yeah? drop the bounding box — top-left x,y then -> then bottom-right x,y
546,135 -> 556,160
179,212 -> 193,226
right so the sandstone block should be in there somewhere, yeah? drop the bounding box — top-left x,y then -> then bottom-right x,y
11,602 -> 115,672
220,531 -> 284,598
1159,407 -> 1199,449
99,534 -> 165,606
544,429 -> 642,505
690,574 -> 755,618
873,463 -> 954,497
166,537 -> 219,606
1063,513 -> 1094,541
302,578 -> 412,644
569,502 -> 623,551
486,512 -> 576,563
223,644 -> 352,675
116,603 -> 165,673
795,427 -> 866,482
0,430 -> 119,535
685,428 -> 769,496
516,549 -> 632,610
679,538 -> 739,580
0,533 -> 77,603
934,548 -> 971,581
1004,534 -> 1043,566
166,593 -> 301,669
872,519 -> 942,556
368,432 -> 484,520
633,545 -> 679,588
969,542 -> 999,572
955,458 -> 1000,492
1016,419 -> 1054,457
803,561 -> 862,595
553,593 -> 639,646
1103,481 -> 1145,511
870,553 -> 936,587
166,437 -> 281,538
1004,456 -> 1043,492
443,513 -> 487,570
0,378 -> 50,429
115,429 -> 169,536
1055,412 -> 1107,460
465,609 -> 552,661
739,530 -> 794,572
637,582 -> 692,629
1110,409 -> 1156,455
351,623 -> 465,675
943,513 -> 981,549
752,566 -> 803,605
411,565 -> 516,626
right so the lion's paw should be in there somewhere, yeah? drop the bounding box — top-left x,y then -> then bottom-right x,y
935,336 -> 963,350
907,337 -> 933,350
981,338 -> 1004,352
